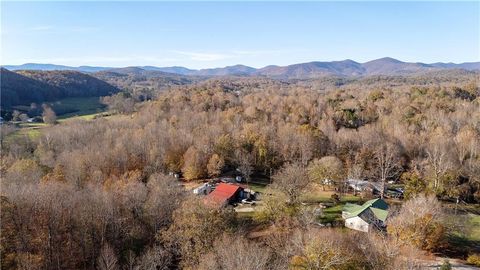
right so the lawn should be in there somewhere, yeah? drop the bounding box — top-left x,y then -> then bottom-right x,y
4,97 -> 110,143
446,213 -> 480,257
47,97 -> 106,119
249,183 -> 267,193
318,204 -> 345,224
11,97 -> 106,119
297,186 -> 364,225
468,214 -> 480,241
301,187 -> 361,204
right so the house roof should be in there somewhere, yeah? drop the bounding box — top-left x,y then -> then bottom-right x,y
370,207 -> 389,222
343,203 -> 362,213
205,183 -> 241,206
343,198 -> 389,222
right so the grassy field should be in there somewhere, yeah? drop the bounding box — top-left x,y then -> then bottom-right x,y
445,213 -> 480,257
468,214 -> 480,241
47,97 -> 106,119
11,97 -> 106,119
4,97 -> 109,142
249,183 -> 267,193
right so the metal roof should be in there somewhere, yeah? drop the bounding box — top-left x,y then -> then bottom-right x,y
343,198 -> 389,222
205,183 -> 241,206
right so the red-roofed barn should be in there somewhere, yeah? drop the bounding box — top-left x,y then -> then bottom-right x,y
205,183 -> 243,207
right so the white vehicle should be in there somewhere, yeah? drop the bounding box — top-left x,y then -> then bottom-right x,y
241,198 -> 256,205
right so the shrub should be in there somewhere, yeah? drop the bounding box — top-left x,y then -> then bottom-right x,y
439,259 -> 452,270
467,254 -> 480,267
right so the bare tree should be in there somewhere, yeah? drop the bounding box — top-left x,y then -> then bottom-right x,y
235,149 -> 253,186
374,142 -> 402,198
135,245 -> 171,270
425,133 -> 455,194
198,234 -> 271,270
272,163 -> 310,204
42,104 -> 57,125
97,243 -> 118,270
298,229 -> 354,270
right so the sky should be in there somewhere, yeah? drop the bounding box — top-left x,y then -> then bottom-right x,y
1,1 -> 479,69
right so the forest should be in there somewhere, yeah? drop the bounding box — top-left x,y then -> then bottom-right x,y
1,71 -> 479,269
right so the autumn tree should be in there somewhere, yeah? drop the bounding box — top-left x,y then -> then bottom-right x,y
308,156 -> 344,190
292,229 -> 356,270
207,154 -> 224,177
272,163 -> 310,204
387,194 -> 446,251
198,234 -> 271,270
182,146 -> 207,180
42,104 -> 57,125
135,245 -> 172,270
401,171 -> 426,199
161,197 -> 235,268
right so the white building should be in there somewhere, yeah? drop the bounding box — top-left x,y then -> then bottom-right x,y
193,183 -> 212,195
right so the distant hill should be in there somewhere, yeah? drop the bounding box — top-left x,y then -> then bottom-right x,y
2,63 -> 111,73
92,68 -> 202,92
430,62 -> 480,70
257,60 -> 365,78
100,67 -> 186,78
0,68 -> 119,108
3,58 -> 480,79
196,65 -> 257,76
140,66 -> 196,75
362,57 -> 437,75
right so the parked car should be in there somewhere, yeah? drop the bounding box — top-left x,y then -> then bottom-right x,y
241,198 -> 256,205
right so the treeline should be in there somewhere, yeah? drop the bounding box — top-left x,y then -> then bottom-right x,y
1,75 -> 479,269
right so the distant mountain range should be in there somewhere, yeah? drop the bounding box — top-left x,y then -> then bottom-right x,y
3,57 -> 480,79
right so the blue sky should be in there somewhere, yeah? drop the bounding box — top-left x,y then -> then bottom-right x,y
1,1 -> 479,69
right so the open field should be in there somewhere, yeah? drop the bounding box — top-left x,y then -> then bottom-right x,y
47,97 -> 106,119
10,97 -> 106,119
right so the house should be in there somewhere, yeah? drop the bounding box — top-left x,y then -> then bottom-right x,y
204,183 -> 244,207
342,198 -> 389,232
346,179 -> 385,194
193,183 -> 212,195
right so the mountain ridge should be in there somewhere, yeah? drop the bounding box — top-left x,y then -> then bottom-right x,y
3,58 -> 480,79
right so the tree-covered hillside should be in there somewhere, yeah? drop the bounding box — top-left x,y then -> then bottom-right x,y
0,68 -> 119,109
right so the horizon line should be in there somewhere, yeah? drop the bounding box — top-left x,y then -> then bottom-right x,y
3,57 -> 480,70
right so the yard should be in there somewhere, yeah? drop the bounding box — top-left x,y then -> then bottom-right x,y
3,97 -> 112,144
46,97 -> 106,119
